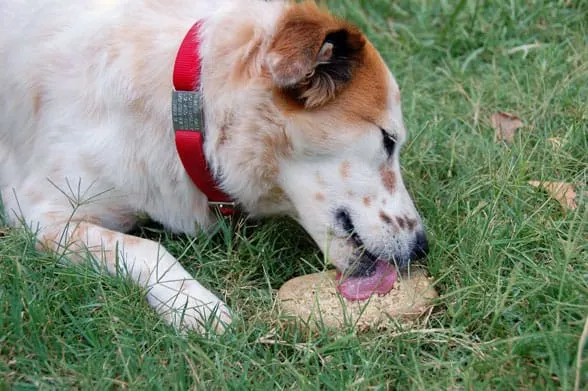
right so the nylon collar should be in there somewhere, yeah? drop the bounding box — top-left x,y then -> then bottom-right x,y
172,21 -> 235,216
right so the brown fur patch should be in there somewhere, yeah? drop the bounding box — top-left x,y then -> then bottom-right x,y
217,126 -> 229,148
315,192 -> 325,202
270,2 -> 389,123
227,24 -> 266,86
340,160 -> 350,179
200,12 -> 266,85
396,217 -> 406,229
32,90 -> 42,117
128,97 -> 148,117
331,40 -> 389,124
272,46 -> 390,151
239,103 -> 292,181
406,217 -> 417,231
379,211 -> 393,225
262,151 -> 280,178
258,186 -> 286,205
315,172 -> 326,186
261,129 -> 293,179
38,221 -> 104,259
268,3 -> 363,92
380,211 -> 399,233
362,195 -> 372,207
228,24 -> 256,76
217,113 -> 235,149
380,165 -> 396,194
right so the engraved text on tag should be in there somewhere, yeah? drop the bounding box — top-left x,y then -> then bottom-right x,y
172,90 -> 203,132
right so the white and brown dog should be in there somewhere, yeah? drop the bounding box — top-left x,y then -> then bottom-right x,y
0,0 -> 428,333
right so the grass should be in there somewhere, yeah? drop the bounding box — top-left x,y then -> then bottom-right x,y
1,0 -> 587,389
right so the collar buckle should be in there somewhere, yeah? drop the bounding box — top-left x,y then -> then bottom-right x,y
208,201 -> 237,216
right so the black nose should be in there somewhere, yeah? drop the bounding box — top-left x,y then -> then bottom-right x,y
409,231 -> 429,262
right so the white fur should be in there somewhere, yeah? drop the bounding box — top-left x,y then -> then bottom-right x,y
0,0 -> 425,333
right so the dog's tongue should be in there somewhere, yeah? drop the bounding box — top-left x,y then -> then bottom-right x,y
335,260 -> 397,301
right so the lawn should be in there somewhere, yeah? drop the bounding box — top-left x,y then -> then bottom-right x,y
1,0 -> 587,389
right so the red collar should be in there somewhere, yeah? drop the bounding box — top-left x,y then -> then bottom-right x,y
172,21 -> 235,216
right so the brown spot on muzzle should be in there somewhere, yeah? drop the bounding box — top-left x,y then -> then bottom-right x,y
340,160 -> 350,179
379,211 -> 392,225
406,217 -> 417,231
315,192 -> 325,201
379,165 -> 396,194
396,217 -> 406,229
32,92 -> 42,117
362,195 -> 372,207
379,211 -> 399,232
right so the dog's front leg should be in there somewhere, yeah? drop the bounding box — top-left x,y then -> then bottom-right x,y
38,221 -> 232,334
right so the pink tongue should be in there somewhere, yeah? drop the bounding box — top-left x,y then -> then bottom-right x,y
335,260 -> 397,301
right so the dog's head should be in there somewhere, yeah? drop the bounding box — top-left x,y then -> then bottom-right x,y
206,2 -> 427,280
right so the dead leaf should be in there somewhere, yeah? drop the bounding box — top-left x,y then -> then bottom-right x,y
491,111 -> 524,143
547,137 -> 562,150
528,181 -> 578,210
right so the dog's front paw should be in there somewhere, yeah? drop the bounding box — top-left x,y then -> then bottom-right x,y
146,280 -> 233,335
171,298 -> 233,335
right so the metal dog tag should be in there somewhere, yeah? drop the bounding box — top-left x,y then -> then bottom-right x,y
172,90 -> 203,132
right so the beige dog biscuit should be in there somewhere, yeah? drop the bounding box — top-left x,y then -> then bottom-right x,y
277,268 -> 438,330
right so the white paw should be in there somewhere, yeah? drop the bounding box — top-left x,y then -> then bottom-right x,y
146,279 -> 232,335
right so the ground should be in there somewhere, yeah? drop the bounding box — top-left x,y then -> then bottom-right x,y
1,0 -> 587,389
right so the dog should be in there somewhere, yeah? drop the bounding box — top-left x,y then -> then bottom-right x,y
0,0 -> 428,333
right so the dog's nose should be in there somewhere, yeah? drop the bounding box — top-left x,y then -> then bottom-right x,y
409,231 -> 429,262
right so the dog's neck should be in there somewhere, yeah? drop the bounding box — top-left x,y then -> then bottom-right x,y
117,0 -> 295,219
197,2 -> 297,217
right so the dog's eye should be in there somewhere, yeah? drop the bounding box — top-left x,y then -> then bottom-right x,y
380,128 -> 396,157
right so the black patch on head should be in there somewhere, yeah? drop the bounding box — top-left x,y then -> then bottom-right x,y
285,28 -> 366,108
314,29 -> 364,84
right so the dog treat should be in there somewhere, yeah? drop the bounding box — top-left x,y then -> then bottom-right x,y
277,267 -> 437,331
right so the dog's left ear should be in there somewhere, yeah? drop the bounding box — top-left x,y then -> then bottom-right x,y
267,5 -> 365,108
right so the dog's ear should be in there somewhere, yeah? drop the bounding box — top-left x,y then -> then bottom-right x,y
267,4 -> 365,109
